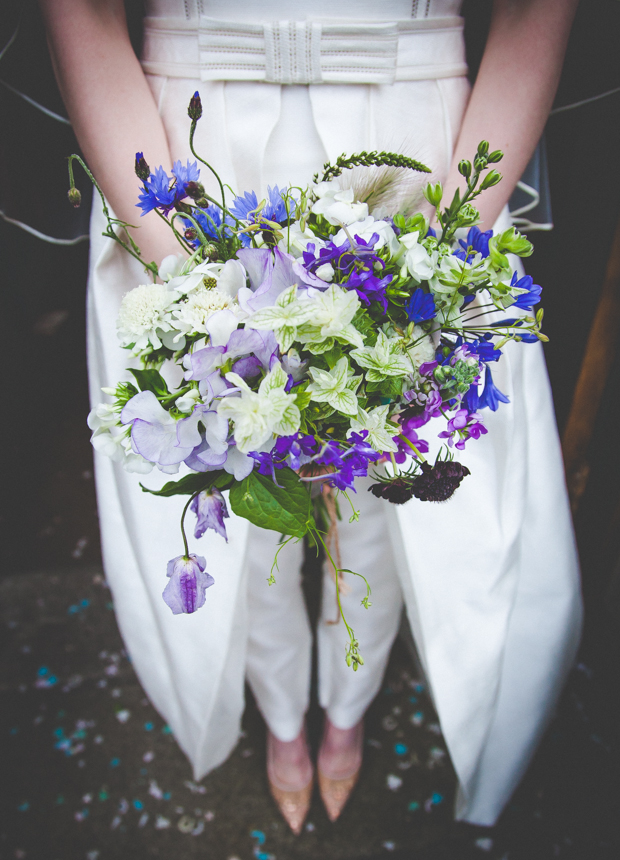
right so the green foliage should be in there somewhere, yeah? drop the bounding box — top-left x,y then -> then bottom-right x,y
140,471 -> 232,497
315,150 -> 431,184
229,468 -> 312,537
129,368 -> 170,398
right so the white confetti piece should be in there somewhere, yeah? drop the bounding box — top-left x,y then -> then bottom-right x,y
116,710 -> 131,724
155,816 -> 171,830
386,775 -> 402,791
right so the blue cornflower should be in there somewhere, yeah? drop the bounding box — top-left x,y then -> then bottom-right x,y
230,186 -> 291,245
509,272 -> 542,310
136,166 -> 177,216
183,207 -> 233,246
454,226 -> 493,261
171,159 -> 200,187
478,367 -> 510,411
406,288 -> 436,323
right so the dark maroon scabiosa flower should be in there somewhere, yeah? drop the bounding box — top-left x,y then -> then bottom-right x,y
369,477 -> 416,505
409,460 -> 470,502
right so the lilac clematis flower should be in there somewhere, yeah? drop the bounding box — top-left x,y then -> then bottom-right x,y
163,554 -> 214,615
190,488 -> 229,541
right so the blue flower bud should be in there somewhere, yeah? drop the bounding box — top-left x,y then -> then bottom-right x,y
188,91 -> 203,121
134,152 -> 150,182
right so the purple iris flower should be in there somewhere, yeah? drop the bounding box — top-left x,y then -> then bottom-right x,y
190,488 -> 229,541
454,226 -> 493,261
477,367 -> 510,412
162,554 -> 214,615
509,272 -> 542,310
405,288 -> 436,323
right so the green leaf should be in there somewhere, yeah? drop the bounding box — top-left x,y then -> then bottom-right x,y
140,471 -> 227,498
229,468 -> 312,538
129,368 -> 170,397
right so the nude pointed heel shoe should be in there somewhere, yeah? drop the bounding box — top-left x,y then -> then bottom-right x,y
317,718 -> 363,822
267,730 -> 313,835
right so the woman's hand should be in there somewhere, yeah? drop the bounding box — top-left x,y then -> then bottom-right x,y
442,0 -> 579,228
39,0 -> 183,269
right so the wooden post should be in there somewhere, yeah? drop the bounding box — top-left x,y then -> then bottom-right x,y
562,214 -> 620,512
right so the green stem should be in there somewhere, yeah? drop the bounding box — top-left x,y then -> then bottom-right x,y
180,491 -> 201,558
397,434 -> 427,462
189,121 -> 227,216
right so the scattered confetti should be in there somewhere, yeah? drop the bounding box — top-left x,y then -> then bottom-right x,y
116,710 -> 131,723
143,751 -> 155,762
305,822 -> 315,832
475,837 -> 494,852
382,716 -> 398,731
408,801 -> 420,812
382,842 -> 396,851
155,815 -> 171,829
184,780 -> 207,794
386,775 -> 403,791
411,711 -> 424,726
394,743 -> 408,755
138,813 -> 149,828
177,815 -> 196,833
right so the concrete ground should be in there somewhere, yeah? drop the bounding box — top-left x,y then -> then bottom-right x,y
2,562 -> 619,860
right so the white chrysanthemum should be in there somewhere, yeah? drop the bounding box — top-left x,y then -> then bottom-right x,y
173,287 -> 239,336
117,284 -> 179,352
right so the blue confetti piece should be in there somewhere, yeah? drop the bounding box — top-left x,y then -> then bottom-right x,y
57,711 -> 66,718
408,801 -> 420,812
394,743 -> 408,755
68,605 -> 79,615
256,853 -> 270,860
144,722 -> 154,731
72,729 -> 87,740
80,599 -> 90,608
18,802 -> 30,812
163,792 -> 171,801
55,795 -> 65,805
409,696 -> 418,704
37,667 -> 49,677
140,768 -> 148,776
53,728 -> 65,738
431,793 -> 443,804
251,830 -> 266,845
10,727 -> 18,735
413,683 -> 425,693
162,725 -> 172,735
110,758 -> 121,768
106,602 -> 114,610
133,799 -> 143,810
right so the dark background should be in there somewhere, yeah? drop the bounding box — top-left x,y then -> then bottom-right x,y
1,2 -> 620,858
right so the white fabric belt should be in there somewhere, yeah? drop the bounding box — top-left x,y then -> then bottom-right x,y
141,16 -> 468,85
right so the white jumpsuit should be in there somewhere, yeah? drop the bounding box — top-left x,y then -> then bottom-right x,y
87,0 -> 582,825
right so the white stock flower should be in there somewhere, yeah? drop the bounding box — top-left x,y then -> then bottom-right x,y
167,259 -> 246,298
350,332 -> 412,382
278,222 -> 324,258
175,388 -> 201,413
315,263 -> 335,282
311,182 -> 368,226
306,357 -> 361,416
348,405 -> 399,453
173,286 -> 239,337
400,232 -> 436,283
87,402 -> 118,432
116,283 -> 180,352
334,216 -> 400,254
218,362 -> 301,453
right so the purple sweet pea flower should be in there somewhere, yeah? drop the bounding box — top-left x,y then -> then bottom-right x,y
236,247 -> 298,313
162,554 -> 214,615
190,488 -> 229,541
439,408 -> 488,450
121,391 -> 195,466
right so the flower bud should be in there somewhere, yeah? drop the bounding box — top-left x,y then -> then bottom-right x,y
473,155 -> 488,172
480,170 -> 502,190
477,140 -> 489,157
188,91 -> 203,121
185,181 -> 205,200
67,187 -> 82,208
423,181 -> 443,207
458,159 -> 471,179
184,227 -> 198,241
134,152 -> 150,182
487,149 -> 503,164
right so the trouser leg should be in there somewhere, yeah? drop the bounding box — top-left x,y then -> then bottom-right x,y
318,479 -> 404,729
245,524 -> 312,741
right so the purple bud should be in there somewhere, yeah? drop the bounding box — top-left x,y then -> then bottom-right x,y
188,91 -> 203,121
163,554 -> 214,615
190,488 -> 229,541
134,152 -> 150,182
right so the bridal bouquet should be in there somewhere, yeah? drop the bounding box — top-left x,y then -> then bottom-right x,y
75,92 -> 544,667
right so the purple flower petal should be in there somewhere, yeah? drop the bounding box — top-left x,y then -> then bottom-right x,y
163,554 -> 214,614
